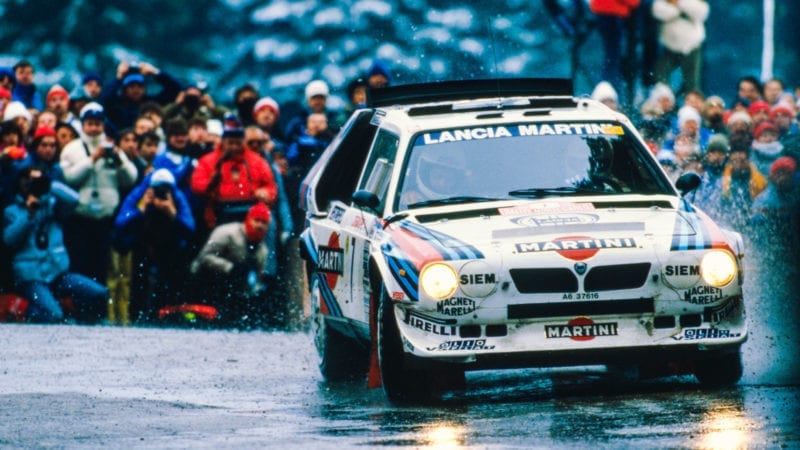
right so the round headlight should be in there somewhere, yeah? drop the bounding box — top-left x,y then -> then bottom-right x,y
419,262 -> 458,300
700,251 -> 737,287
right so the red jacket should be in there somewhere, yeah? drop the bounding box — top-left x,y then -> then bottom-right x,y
590,0 -> 640,17
191,146 -> 277,227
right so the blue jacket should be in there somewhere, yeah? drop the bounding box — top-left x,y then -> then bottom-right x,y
114,173 -> 195,254
12,83 -> 43,111
2,182 -> 78,283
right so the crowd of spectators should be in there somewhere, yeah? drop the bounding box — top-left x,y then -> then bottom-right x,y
0,57 -> 392,326
0,47 -> 798,327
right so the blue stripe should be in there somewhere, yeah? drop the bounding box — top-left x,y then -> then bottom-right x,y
386,255 -> 419,301
401,221 -> 484,260
316,272 -> 343,317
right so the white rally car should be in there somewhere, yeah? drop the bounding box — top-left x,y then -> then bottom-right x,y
299,79 -> 746,403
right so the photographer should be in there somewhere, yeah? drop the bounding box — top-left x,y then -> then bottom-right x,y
99,61 -> 182,130
115,169 -> 195,321
59,102 -> 137,284
163,83 -> 227,123
3,167 -> 108,323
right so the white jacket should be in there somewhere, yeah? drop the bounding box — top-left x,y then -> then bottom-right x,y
652,0 -> 709,55
59,135 -> 137,219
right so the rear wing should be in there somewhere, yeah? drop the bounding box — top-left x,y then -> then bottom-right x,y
367,78 -> 574,108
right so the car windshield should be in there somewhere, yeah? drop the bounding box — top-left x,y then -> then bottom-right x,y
395,121 -> 672,211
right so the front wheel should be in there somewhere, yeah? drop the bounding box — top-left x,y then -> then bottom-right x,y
693,350 -> 743,387
378,288 -> 435,403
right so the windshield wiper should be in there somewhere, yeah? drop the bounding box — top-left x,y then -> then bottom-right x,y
507,186 -> 610,198
407,196 -> 502,208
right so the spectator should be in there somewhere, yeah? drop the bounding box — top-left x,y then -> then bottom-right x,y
1,121 -> 29,205
750,157 -> 799,257
3,101 -> 33,144
233,84 -> 259,127
702,95 -> 726,134
591,81 -> 620,111
187,117 -> 214,158
36,110 -> 57,130
284,80 -> 337,145
664,105 -> 709,151
134,130 -> 161,180
100,61 -> 182,130
45,84 -> 77,129
3,167 -> 107,323
115,169 -> 195,321
751,122 -> 783,176
286,112 -> 333,233
725,111 -> 753,139
133,115 -> 156,137
748,100 -> 771,129
11,60 -> 42,114
59,102 -> 138,283
734,76 -> 762,107
0,86 -> 11,117
252,96 -> 285,145
163,83 -> 227,123
366,60 -> 392,89
588,0 -> 640,101
345,76 -> 368,113
769,103 -> 798,141
720,137 -> 767,230
54,122 -> 79,152
0,67 -> 15,93
652,0 -> 708,94
190,202 -> 270,325
763,77 -> 788,106
689,134 -> 728,220
13,126 -> 64,186
190,115 -> 277,230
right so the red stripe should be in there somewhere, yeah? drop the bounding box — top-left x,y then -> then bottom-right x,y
695,209 -> 734,252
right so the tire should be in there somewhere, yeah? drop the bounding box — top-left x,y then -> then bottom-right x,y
314,314 -> 369,381
693,350 -> 743,387
378,288 -> 435,404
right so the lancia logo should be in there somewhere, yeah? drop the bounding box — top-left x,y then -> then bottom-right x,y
574,262 -> 587,275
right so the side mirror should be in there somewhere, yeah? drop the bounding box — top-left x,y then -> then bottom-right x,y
352,190 -> 380,210
675,172 -> 702,196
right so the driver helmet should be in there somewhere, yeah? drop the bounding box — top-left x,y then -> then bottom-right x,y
414,150 -> 468,199
588,138 -> 614,174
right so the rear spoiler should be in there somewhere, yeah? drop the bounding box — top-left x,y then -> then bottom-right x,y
367,78 -> 573,108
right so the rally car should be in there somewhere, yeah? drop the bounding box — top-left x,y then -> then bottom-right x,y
299,78 -> 747,403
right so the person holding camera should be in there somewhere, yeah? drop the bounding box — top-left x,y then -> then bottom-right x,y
3,167 -> 108,323
114,169 -> 195,321
59,102 -> 138,284
99,61 -> 182,130
163,83 -> 227,123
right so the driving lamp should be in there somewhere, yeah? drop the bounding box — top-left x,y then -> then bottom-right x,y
419,262 -> 458,300
700,251 -> 737,287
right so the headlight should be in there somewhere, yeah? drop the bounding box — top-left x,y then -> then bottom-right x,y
700,251 -> 737,287
419,262 -> 458,300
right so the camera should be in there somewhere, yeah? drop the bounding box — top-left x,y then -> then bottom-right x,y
28,175 -> 51,198
152,183 -> 171,200
103,144 -> 115,158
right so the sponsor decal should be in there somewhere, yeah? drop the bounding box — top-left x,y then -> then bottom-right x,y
458,260 -> 497,297
350,215 -> 365,230
515,236 -> 637,261
673,328 -> 741,341
328,205 -> 345,224
665,265 -> 700,276
574,262 -> 587,275
499,202 -> 595,216
436,296 -> 477,316
427,339 -> 495,351
392,291 -> 405,300
404,312 -> 457,336
318,233 -> 343,289
706,298 -> 737,323
545,317 -> 619,341
682,285 -> 723,304
510,213 -> 599,228
662,253 -> 701,289
459,273 -> 496,284
417,123 -> 625,145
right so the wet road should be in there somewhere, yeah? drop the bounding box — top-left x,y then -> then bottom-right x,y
1,250 -> 798,448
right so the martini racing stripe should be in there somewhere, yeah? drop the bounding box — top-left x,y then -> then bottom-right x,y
400,221 -> 484,260
382,243 -> 420,301
315,271 -> 343,317
671,199 -> 711,251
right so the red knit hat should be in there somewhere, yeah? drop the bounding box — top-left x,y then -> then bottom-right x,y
748,100 -> 770,116
0,87 -> 10,100
770,156 -> 797,176
753,121 -> 779,140
246,202 -> 271,224
33,125 -> 56,140
46,84 -> 69,102
253,97 -> 280,119
769,103 -> 794,120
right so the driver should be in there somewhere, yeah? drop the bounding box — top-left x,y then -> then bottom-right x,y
583,137 -> 629,192
399,150 -> 469,208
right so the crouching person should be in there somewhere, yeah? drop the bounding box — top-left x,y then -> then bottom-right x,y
3,167 -> 108,323
190,202 -> 270,327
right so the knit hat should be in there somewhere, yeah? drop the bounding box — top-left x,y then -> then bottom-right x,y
246,202 -> 271,223
648,83 -> 675,104
33,125 -> 56,140
46,84 -> 69,102
769,156 -> 797,176
80,102 -> 105,121
253,96 -> 280,118
726,110 -> 752,126
769,103 -> 794,120
0,67 -> 15,85
122,73 -> 145,88
3,101 -> 32,122
704,95 -> 725,109
81,72 -> 103,86
221,113 -> 244,139
748,100 -> 770,116
705,134 -> 729,154
0,87 -> 11,99
753,121 -> 779,140
149,168 -> 176,187
677,105 -> 701,128
591,81 -> 618,103
305,80 -> 329,101
206,119 -> 223,137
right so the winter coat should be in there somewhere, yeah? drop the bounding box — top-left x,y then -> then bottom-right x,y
2,182 -> 78,283
721,163 -> 767,200
99,71 -> 182,129
652,0 -> 709,55
11,83 -> 43,112
190,222 -> 267,276
589,0 -> 640,18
